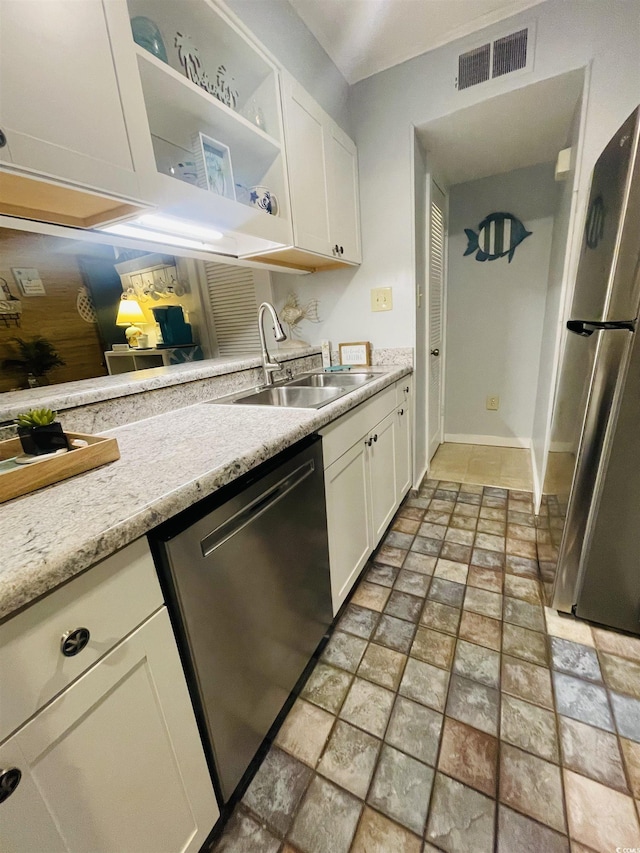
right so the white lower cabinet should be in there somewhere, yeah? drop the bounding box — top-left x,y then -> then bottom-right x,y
321,378 -> 413,613
324,440 -> 373,611
368,409 -> 398,544
0,547 -> 218,853
393,377 -> 413,499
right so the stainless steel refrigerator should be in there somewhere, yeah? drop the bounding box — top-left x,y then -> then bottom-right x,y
550,105 -> 640,635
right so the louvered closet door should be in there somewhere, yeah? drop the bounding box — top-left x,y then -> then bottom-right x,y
204,263 -> 262,356
428,183 -> 446,461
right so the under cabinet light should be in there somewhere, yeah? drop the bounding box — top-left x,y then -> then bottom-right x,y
102,222 -> 223,252
135,214 -> 224,243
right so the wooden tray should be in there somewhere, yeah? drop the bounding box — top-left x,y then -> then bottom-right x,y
0,432 -> 120,504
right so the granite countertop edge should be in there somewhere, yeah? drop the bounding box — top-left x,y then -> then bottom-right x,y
0,347 -> 322,423
0,365 -> 411,623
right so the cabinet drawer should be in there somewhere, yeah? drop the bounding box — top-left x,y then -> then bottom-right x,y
0,538 -> 163,743
320,385 -> 396,468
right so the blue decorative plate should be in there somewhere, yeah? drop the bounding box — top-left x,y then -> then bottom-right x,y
131,16 -> 168,64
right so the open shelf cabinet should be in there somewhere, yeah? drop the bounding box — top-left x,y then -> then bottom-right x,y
105,0 -> 293,256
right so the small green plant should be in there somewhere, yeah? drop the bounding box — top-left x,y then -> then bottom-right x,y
16,408 -> 58,429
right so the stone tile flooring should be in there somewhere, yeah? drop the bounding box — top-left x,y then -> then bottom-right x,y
212,479 -> 640,853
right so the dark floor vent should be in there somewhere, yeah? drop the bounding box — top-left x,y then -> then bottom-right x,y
457,26 -> 531,91
493,28 -> 529,78
457,43 -> 491,91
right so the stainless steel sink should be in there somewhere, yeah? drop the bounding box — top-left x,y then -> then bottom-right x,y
208,370 -> 380,408
230,385 -> 344,408
286,372 -> 377,388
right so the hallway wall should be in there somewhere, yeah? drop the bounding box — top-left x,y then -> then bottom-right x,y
444,163 -> 559,445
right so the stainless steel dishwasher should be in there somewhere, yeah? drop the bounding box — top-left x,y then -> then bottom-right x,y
151,436 -> 332,805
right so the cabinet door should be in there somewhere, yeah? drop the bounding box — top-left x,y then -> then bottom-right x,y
325,440 -> 373,614
326,123 -> 362,263
282,76 -> 332,256
1,609 -> 218,853
395,405 -> 412,501
0,740 -> 67,853
0,0 -> 137,198
367,410 -> 398,544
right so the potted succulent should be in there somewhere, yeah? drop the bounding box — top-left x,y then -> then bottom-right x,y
2,336 -> 65,388
15,409 -> 70,456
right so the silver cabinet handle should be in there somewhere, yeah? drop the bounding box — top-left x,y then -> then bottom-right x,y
431,349 -> 440,357
61,627 -> 91,657
0,768 -> 21,804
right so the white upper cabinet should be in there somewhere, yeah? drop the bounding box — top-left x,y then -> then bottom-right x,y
284,78 -> 332,256
0,0 -> 146,227
104,0 -> 293,255
326,122 -> 362,264
251,71 -> 361,271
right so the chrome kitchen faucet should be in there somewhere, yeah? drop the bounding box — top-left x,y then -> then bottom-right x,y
258,302 -> 287,385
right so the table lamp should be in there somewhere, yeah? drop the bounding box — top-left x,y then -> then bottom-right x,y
115,296 -> 145,347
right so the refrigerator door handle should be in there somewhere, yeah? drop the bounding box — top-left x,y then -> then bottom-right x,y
567,319 -> 636,337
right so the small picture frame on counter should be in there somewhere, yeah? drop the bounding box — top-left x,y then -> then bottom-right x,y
338,341 -> 371,367
193,132 -> 235,199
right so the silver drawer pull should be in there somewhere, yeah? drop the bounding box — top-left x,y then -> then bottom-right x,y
0,767 -> 21,804
61,627 -> 91,657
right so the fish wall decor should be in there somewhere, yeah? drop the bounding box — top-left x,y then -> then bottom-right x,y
464,212 -> 532,263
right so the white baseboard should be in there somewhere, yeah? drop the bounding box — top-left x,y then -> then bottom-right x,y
444,434 -> 531,450
549,441 -> 574,453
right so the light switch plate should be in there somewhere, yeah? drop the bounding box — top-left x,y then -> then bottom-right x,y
486,396 -> 500,411
371,287 -> 393,312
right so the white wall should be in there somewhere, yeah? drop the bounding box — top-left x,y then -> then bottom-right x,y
226,0 -> 350,134
279,0 -> 639,352
445,164 -> 558,445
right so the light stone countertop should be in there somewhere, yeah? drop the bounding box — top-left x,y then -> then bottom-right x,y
0,347 -> 321,423
0,365 -> 411,622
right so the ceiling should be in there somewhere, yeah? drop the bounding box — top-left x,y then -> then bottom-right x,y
416,69 -> 585,186
288,0 -> 547,84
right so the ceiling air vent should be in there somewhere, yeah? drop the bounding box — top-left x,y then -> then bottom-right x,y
456,25 -> 533,91
458,43 -> 491,91
493,28 -> 528,78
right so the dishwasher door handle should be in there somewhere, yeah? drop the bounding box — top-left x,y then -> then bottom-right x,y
200,459 -> 316,557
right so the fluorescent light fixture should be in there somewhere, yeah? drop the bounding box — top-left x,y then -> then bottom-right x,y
135,214 -> 224,243
102,222 -> 223,252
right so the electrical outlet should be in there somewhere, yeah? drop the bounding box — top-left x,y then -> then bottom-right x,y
371,287 -> 393,312
486,396 -> 500,411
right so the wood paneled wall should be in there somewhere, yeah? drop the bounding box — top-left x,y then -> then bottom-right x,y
0,229 -> 108,392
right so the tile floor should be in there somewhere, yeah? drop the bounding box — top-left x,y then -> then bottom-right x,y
212,479 -> 640,853
429,444 -> 533,492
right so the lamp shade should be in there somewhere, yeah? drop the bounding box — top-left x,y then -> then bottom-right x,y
115,298 -> 145,326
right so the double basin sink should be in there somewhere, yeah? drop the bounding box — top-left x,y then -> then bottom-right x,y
211,371 -> 378,408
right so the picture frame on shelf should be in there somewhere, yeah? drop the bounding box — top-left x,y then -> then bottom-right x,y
339,341 -> 371,367
193,132 -> 235,199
